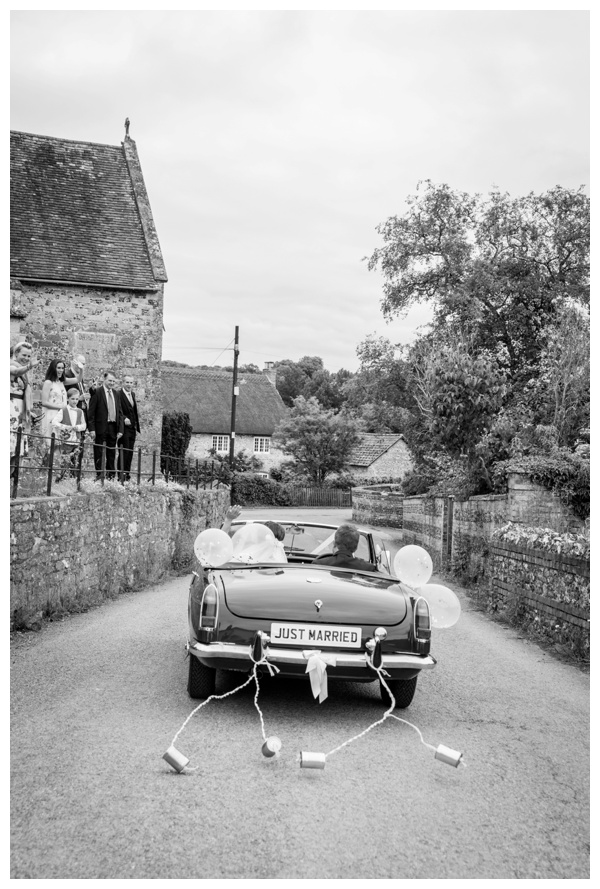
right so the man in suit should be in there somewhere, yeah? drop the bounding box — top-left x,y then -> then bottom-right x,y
118,374 -> 141,480
87,370 -> 124,479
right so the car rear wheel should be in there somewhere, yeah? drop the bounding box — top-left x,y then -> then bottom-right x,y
379,676 -> 418,709
187,655 -> 216,699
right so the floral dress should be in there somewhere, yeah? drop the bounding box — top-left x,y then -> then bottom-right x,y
10,369 -> 28,455
41,381 -> 67,441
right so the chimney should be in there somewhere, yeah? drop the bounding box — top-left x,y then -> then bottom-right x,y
263,361 -> 277,386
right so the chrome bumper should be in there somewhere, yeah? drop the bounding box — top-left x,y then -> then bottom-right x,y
187,639 -> 436,671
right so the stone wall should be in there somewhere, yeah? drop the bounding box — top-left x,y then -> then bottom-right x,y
488,541 -> 590,658
507,472 -> 585,534
10,486 -> 229,630
451,494 -> 508,584
11,280 -> 165,457
352,486 -> 404,529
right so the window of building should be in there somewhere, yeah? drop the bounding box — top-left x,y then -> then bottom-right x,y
212,435 -> 230,453
253,437 -> 271,453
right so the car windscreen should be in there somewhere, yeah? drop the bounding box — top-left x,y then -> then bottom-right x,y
281,524 -> 371,560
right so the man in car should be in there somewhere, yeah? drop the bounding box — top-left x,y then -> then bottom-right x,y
311,524 -> 378,572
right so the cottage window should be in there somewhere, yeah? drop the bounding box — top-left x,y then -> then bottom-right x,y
212,435 -> 230,453
253,437 -> 271,453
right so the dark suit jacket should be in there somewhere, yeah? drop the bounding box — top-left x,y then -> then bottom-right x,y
118,388 -> 140,434
87,386 -> 124,438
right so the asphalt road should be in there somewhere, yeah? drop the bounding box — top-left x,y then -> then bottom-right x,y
11,509 -> 590,879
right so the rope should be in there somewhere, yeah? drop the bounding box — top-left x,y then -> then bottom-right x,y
170,650 -> 277,771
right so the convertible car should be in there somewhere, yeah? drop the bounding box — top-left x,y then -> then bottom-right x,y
187,521 -> 436,708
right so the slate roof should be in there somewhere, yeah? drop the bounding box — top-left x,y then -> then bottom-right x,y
162,367 -> 289,436
10,130 -> 167,290
348,433 -> 407,467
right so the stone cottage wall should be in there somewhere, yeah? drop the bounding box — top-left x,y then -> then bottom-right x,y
186,433 -> 287,472
351,441 -> 414,479
10,486 -> 229,630
11,280 -> 165,457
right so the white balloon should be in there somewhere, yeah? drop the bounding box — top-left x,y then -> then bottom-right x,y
193,528 -> 234,567
393,545 -> 433,588
231,522 -> 276,562
418,583 -> 461,628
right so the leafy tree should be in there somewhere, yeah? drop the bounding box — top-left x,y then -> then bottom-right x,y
367,181 -> 589,381
273,396 -> 362,486
274,361 -> 310,406
528,301 -> 590,446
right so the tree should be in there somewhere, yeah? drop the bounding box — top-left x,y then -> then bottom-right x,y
529,301 -> 590,446
273,396 -> 362,486
367,181 -> 589,382
274,361 -> 309,406
160,411 -> 192,474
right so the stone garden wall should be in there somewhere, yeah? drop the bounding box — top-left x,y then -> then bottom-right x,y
488,541 -> 590,658
352,474 -> 589,657
10,485 -> 229,630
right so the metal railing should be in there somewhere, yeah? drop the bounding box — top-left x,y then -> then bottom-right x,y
9,427 -> 229,499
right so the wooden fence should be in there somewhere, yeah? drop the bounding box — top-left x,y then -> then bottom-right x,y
287,486 -> 352,507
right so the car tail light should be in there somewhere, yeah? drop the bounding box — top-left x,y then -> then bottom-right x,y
199,583 -> 219,630
414,596 -> 432,646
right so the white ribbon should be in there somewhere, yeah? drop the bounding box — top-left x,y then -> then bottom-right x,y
303,650 -> 337,703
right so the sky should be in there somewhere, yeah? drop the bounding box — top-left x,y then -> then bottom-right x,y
10,6 -> 590,373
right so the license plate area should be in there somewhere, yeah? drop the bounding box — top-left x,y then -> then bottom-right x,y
270,622 -> 362,648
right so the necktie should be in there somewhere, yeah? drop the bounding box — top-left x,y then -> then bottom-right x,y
107,389 -> 115,422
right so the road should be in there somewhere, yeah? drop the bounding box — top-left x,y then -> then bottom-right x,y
11,509 -> 590,879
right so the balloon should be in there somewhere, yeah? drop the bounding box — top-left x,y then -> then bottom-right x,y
231,522 -> 276,562
393,545 -> 433,588
417,583 -> 461,628
193,528 -> 234,567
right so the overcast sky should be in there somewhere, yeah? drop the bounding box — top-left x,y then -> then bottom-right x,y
10,8 -> 589,373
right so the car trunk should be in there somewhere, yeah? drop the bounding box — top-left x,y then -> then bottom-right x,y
221,566 -> 409,626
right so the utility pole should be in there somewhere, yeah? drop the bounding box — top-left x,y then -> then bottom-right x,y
229,325 -> 239,470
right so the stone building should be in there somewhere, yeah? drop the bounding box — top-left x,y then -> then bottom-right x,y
161,365 -> 289,471
348,433 -> 413,479
10,129 -> 167,454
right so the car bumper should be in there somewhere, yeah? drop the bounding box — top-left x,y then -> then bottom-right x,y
187,639 -> 436,679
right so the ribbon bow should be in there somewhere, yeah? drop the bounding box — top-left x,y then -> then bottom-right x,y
303,650 -> 337,703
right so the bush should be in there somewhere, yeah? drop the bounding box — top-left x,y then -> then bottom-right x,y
231,474 -> 293,506
161,412 -> 192,475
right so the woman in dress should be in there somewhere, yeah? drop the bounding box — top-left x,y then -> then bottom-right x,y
40,358 -> 68,446
10,341 -> 39,462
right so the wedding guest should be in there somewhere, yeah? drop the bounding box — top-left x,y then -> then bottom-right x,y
10,341 -> 39,468
51,387 -> 87,476
87,370 -> 124,479
40,358 -> 68,448
118,374 -> 141,480
64,354 -> 89,417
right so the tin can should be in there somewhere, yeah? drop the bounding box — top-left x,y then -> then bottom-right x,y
261,737 -> 282,758
300,751 -> 326,769
163,745 -> 190,773
434,744 -> 463,768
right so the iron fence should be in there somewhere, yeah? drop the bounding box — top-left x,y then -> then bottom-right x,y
9,427 -> 229,499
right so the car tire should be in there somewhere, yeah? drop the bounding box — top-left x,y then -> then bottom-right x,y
379,676 -> 418,709
187,655 -> 216,699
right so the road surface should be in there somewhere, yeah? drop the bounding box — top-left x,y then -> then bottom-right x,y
11,508 -> 589,879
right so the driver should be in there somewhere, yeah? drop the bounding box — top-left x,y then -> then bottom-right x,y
311,524 -> 378,572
